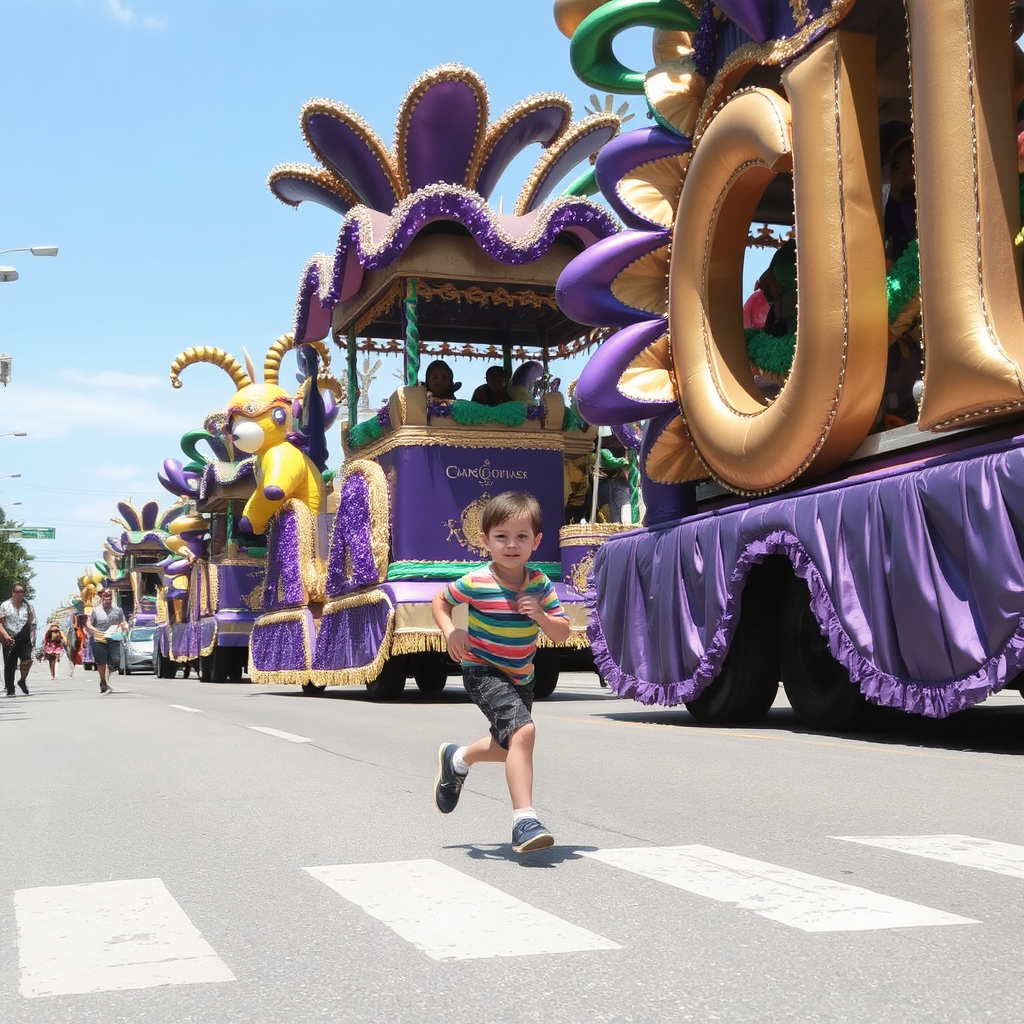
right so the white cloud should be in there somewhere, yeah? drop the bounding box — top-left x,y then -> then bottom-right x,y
57,368 -> 162,391
105,1 -> 166,30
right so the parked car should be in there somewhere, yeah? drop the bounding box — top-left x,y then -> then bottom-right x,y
119,626 -> 156,675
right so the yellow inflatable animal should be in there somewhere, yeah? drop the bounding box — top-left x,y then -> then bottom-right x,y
170,335 -> 326,534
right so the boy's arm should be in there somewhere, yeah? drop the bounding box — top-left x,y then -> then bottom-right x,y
517,580 -> 571,644
431,589 -> 469,662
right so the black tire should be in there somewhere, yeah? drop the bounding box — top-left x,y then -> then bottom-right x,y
227,649 -> 244,681
199,655 -> 213,683
778,571 -> 871,731
157,653 -> 178,679
302,681 -> 327,695
532,650 -> 560,700
207,644 -> 232,683
684,559 -> 782,725
365,661 -> 406,701
413,664 -> 448,693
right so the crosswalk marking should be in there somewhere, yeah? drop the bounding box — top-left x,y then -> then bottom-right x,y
305,859 -> 621,960
248,726 -> 311,743
14,878 -> 235,998
832,834 -> 1024,879
170,704 -> 204,714
584,845 -> 978,932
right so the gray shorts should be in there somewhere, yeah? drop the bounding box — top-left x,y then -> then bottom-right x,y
462,664 -> 534,749
92,640 -> 122,667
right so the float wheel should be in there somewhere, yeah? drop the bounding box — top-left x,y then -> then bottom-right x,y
532,650 -> 560,700
413,664 -> 448,693
365,661 -> 406,701
778,572 -> 871,731
302,681 -> 327,696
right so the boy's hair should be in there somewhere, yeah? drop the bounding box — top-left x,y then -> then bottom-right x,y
481,491 -> 542,535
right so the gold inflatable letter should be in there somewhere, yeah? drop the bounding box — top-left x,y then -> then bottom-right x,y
906,0 -> 1024,429
669,32 -> 887,493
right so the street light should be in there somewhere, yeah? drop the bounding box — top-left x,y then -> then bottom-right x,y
0,474 -> 22,479
0,246 -> 58,284
0,432 -> 26,438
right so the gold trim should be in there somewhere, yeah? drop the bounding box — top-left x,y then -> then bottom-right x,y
559,522 -> 639,544
329,460 -> 391,586
207,563 -> 219,619
390,631 -> 448,655
537,629 -> 590,650
354,279 -> 404,335
415,280 -> 559,312
349,426 -> 566,460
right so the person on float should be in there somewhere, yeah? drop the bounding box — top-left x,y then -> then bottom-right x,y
759,239 -> 797,337
42,623 -> 63,679
424,360 -> 461,401
431,491 -> 570,854
471,365 -> 514,406
0,582 -> 36,696
884,136 -> 917,270
87,588 -> 128,694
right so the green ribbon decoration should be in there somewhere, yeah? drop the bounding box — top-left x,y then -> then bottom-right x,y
449,400 -> 527,427
387,561 -> 563,582
179,429 -> 218,472
627,449 -> 641,524
563,165 -> 599,199
404,277 -> 420,388
347,323 -> 358,430
347,415 -> 383,449
570,0 -> 699,94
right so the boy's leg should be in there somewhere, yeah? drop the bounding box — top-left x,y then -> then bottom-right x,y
504,722 -> 536,810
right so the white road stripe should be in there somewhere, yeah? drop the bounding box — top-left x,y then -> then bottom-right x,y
305,859 -> 620,960
248,726 -> 311,743
14,878 -> 235,997
833,834 -> 1024,880
584,845 -> 977,933
170,704 -> 204,714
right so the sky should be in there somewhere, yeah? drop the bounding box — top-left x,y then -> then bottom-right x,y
0,0 -> 774,621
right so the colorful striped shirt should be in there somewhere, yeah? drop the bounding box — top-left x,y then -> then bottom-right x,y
444,565 -> 566,685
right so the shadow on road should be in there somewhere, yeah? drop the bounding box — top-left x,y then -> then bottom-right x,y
598,699 -> 1024,756
445,842 -> 600,868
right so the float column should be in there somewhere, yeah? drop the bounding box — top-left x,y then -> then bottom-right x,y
404,277 -> 420,388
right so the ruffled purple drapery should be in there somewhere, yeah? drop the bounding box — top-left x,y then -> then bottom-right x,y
589,437 -> 1024,718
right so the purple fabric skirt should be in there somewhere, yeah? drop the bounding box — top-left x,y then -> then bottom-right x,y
589,438 -> 1024,718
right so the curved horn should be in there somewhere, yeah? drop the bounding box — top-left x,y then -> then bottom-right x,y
263,332 -> 295,385
169,347 -> 252,390
242,348 -> 257,384
305,339 -> 331,371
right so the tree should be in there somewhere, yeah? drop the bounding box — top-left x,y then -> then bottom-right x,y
0,506 -> 35,601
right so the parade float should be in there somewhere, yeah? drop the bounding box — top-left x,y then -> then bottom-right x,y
556,0 -> 1024,729
157,335 -> 341,681
242,64 -> 624,699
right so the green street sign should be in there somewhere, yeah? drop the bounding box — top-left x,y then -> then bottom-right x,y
18,527 -> 56,540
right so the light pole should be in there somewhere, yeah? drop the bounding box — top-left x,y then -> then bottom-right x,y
0,246 -> 58,284
0,474 -> 22,480
0,432 -> 26,438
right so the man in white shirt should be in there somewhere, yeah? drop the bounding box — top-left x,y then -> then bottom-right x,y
0,583 -> 36,696
87,588 -> 128,694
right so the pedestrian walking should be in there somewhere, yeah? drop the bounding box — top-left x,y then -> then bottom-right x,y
43,624 -> 64,679
430,491 -> 570,853
87,589 -> 127,694
66,615 -> 86,677
0,583 -> 37,696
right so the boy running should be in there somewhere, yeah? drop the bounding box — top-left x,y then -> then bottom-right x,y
431,491 -> 570,853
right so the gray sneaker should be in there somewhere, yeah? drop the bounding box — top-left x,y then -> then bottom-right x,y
433,742 -> 467,814
511,817 -> 554,853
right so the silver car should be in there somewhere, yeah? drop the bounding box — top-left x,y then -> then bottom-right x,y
119,626 -> 156,675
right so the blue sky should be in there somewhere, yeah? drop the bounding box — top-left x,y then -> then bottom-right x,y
0,0 -> 771,620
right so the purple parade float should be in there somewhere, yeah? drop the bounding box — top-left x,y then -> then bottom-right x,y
247,64 -> 622,698
555,0 -> 1024,728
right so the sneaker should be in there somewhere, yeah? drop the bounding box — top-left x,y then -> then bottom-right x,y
511,817 -> 554,854
17,680 -> 29,695
433,742 -> 467,814
100,685 -> 113,694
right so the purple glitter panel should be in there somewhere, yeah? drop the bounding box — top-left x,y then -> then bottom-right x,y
325,472 -> 382,598
271,174 -> 353,216
251,611 -> 314,674
312,598 -> 391,672
589,435 -> 1024,718
262,505 -> 307,611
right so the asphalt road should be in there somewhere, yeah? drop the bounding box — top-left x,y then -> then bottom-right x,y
2,660 -> 1023,1024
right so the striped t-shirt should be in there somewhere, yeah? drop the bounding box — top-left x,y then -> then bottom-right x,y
444,566 -> 567,685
